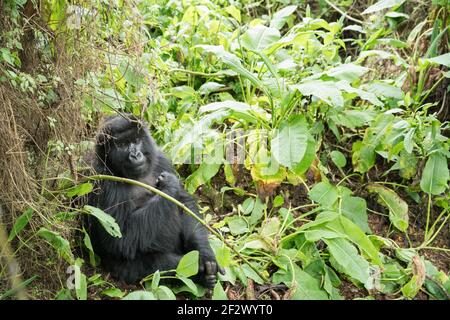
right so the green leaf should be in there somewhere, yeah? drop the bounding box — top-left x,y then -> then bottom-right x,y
228,217 -> 249,235
270,5 -> 297,30
325,238 -> 370,285
151,270 -> 161,291
209,238 -> 232,268
401,275 -> 422,299
176,250 -> 199,278
260,217 -> 280,238
83,205 -> 122,238
271,115 -> 314,170
101,288 -> 126,298
7,208 -> 33,242
291,80 -> 343,107
212,282 -> 228,300
198,45 -> 270,97
37,228 -> 74,264
198,82 -> 225,95
341,196 -> 370,234
241,25 -> 281,51
308,182 -> 339,208
74,267 -> 87,301
242,264 -> 265,285
368,184 -> 409,232
176,276 -> 199,296
155,286 -> 176,300
330,150 -> 347,168
420,153 -> 449,195
290,265 -> 329,300
362,0 -> 405,14
326,64 -> 368,83
83,229 -> 99,267
66,182 -> 93,197
185,162 -> 221,194
122,290 -> 156,300
273,195 -> 284,207
329,216 -> 381,265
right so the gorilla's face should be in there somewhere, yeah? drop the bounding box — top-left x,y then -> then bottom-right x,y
96,116 -> 156,179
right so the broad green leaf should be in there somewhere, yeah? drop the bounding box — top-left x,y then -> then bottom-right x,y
249,198 -> 265,226
352,141 -> 375,173
198,45 -> 270,97
341,196 -> 370,234
241,264 -> 264,285
151,270 -> 161,291
366,82 -> 404,100
185,162 -> 221,194
8,208 -> 33,242
37,228 -> 74,264
212,282 -> 228,300
176,250 -> 199,278
271,115 -> 313,169
401,275 -> 422,299
209,238 -> 232,268
260,217 -> 280,238
325,238 -> 370,285
66,182 -> 93,197
155,286 -> 176,300
198,82 -> 225,95
420,153 -> 449,195
273,195 -> 284,207
241,25 -> 281,51
199,101 -> 263,123
83,205 -> 122,238
326,64 -> 368,83
270,5 -> 297,30
304,228 -> 346,242
368,184 -> 409,232
225,5 -> 241,22
122,290 -> 156,300
330,150 -> 347,168
74,262 -> 87,301
308,182 -> 339,207
426,53 -> 450,68
328,216 -> 381,265
290,265 -> 329,300
291,80 -> 343,107
362,0 -> 405,14
228,217 -> 249,235
241,198 -> 255,215
101,288 -> 126,298
177,276 -> 199,296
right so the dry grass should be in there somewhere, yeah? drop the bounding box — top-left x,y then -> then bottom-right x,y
0,7 -> 97,299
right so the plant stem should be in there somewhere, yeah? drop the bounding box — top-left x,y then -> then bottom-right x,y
87,174 -> 268,282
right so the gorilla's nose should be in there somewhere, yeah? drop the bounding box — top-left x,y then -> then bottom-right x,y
129,151 -> 144,164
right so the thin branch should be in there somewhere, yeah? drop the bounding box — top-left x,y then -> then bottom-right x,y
324,0 -> 363,24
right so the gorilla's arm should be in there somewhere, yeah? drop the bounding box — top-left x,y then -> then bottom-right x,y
88,177 -> 182,260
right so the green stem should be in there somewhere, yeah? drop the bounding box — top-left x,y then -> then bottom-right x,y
87,175 -> 268,282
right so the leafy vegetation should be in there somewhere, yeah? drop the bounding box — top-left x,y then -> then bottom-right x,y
0,0 -> 449,300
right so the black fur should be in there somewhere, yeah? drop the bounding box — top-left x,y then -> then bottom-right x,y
86,115 -> 222,288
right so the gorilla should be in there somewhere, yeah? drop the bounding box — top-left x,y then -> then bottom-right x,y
86,114 -> 223,288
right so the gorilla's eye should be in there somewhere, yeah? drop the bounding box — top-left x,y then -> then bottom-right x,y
115,141 -> 128,148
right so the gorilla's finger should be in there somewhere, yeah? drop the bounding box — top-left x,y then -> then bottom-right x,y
219,265 -> 226,275
205,261 -> 213,275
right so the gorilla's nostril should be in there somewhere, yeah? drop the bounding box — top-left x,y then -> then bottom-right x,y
129,151 -> 143,163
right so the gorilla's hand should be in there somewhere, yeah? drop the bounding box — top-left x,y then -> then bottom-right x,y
156,171 -> 181,196
199,255 -> 226,289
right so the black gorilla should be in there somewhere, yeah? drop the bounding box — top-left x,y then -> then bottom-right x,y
86,114 -> 223,288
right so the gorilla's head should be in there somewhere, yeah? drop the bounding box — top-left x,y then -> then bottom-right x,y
95,114 -> 156,179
